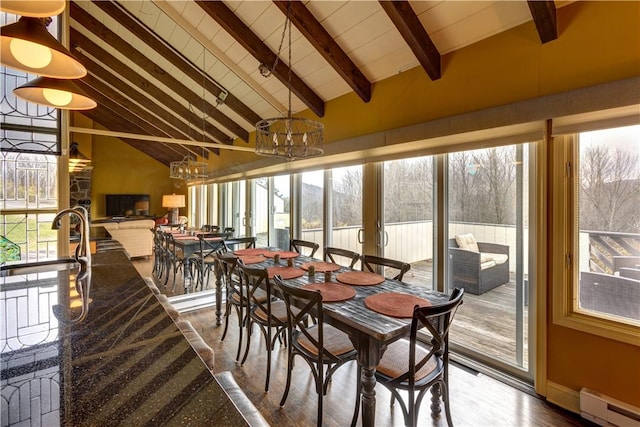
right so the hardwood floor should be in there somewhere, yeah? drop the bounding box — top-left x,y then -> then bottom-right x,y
131,256 -> 590,427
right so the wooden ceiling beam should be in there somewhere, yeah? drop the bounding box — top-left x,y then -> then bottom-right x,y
74,51 -> 213,158
70,2 -> 248,141
196,0 -> 325,118
75,78 -> 194,160
81,107 -> 176,166
527,1 -> 558,44
93,1 -> 262,128
273,0 -> 372,103
379,1 -> 441,81
70,28 -> 231,148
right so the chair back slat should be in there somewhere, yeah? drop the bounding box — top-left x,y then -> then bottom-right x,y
273,275 -> 341,364
237,263 -> 272,320
290,239 -> 320,258
403,288 -> 464,386
324,247 -> 360,269
362,254 -> 411,281
224,236 -> 257,251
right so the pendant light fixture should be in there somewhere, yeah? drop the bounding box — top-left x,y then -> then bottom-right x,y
254,0 -> 323,161
0,1 -> 66,18
14,76 -> 96,110
1,16 -> 87,79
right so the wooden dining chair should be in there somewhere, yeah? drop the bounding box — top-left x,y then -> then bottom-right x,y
361,254 -> 411,281
193,233 -> 226,291
290,239 -> 320,257
373,288 -> 464,427
324,247 -> 361,269
272,275 -> 360,427
237,263 -> 291,392
164,233 -> 190,292
217,252 -> 247,362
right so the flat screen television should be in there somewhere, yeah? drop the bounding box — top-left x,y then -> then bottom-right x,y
105,194 -> 150,217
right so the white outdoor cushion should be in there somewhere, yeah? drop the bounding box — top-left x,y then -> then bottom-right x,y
484,253 -> 509,265
455,233 -> 479,253
480,260 -> 497,270
481,254 -> 494,263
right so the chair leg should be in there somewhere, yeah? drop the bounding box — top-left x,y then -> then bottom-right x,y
265,327 -> 272,392
279,349 -> 295,407
439,380 -> 454,427
220,300 -> 232,342
240,319 -> 252,366
350,364 -> 361,427
235,305 -> 244,362
316,361 -> 324,427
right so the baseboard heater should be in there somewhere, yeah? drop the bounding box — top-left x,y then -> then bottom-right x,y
580,388 -> 640,427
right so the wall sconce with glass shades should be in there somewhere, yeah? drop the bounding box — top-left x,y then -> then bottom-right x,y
0,1 -> 96,110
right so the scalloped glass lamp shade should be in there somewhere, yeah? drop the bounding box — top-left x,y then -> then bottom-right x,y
14,76 -> 97,110
0,1 -> 66,17
1,17 -> 87,78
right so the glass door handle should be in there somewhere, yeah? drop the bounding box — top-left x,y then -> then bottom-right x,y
357,228 -> 364,244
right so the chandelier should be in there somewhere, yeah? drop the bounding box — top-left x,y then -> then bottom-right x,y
255,1 -> 323,161
169,156 -> 208,181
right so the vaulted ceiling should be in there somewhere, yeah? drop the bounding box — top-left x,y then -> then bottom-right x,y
68,0 -> 568,166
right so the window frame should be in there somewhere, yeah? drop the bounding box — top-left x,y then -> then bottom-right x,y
550,131 -> 640,346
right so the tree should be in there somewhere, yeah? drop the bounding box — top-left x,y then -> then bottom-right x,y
580,146 -> 640,232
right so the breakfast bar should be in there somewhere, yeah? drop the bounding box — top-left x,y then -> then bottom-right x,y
0,250 -> 250,426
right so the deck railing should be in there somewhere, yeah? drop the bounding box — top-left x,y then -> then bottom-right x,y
304,222 -> 639,275
582,230 -> 640,274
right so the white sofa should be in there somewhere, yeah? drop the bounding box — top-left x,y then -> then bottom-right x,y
93,219 -> 155,258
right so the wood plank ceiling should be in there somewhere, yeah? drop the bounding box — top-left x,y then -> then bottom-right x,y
68,0 -> 565,166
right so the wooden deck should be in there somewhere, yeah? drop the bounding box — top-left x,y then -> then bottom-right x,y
397,260 -> 529,369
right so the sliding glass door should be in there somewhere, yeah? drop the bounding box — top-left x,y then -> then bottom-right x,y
446,144 -> 532,376
300,171 -> 324,258
382,157 -> 435,286
250,175 -> 290,249
328,166 -> 363,258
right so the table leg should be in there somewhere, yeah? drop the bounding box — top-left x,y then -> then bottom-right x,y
214,263 -> 222,325
354,336 -> 383,427
430,383 -> 442,420
183,259 -> 192,294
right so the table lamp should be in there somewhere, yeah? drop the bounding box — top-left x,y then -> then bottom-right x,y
162,194 -> 185,225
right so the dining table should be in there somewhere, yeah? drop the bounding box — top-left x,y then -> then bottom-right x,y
232,247 -> 451,427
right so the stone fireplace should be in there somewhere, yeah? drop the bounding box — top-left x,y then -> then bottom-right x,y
70,169 -> 92,218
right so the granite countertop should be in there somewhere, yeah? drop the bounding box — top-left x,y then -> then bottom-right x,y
0,251 -> 248,426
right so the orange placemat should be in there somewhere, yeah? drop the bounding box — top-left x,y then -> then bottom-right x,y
336,271 -> 384,286
301,282 -> 356,302
264,250 -> 299,259
364,292 -> 432,318
267,266 -> 305,279
234,248 -> 270,256
239,255 -> 266,265
300,262 -> 341,272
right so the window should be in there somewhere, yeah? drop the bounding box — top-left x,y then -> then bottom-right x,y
576,125 -> 640,324
552,123 -> 640,344
1,12 -> 62,264
1,152 -> 59,263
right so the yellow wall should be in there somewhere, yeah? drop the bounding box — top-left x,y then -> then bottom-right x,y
79,121 -> 187,219
81,0 -> 640,408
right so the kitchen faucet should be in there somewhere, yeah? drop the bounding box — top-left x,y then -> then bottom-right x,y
52,207 -> 91,275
